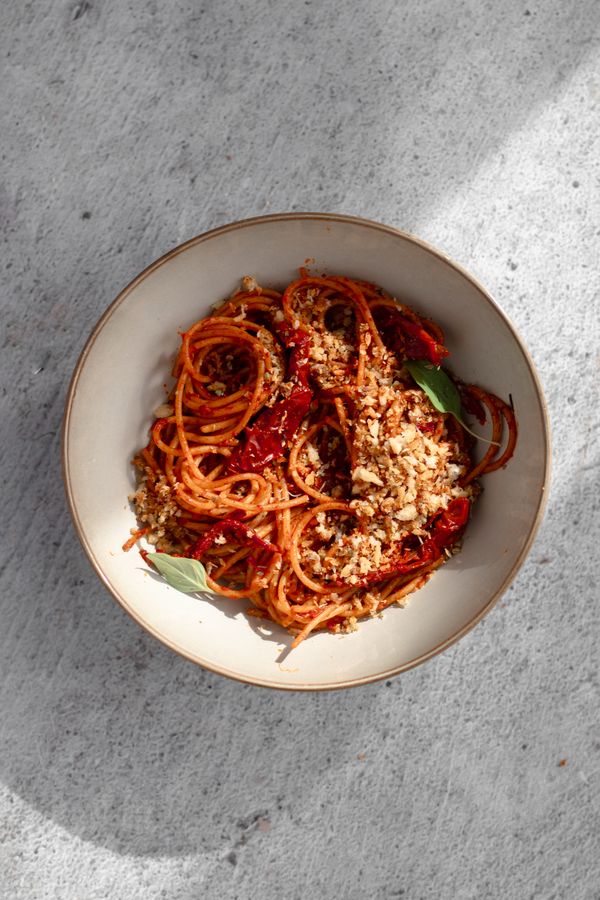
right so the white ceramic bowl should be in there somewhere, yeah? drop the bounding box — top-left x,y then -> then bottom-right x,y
63,213 -> 550,690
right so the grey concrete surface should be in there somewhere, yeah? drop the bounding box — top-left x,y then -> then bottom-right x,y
1,1 -> 599,898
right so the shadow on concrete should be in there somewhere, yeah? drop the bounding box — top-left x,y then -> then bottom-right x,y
0,0 -> 598,867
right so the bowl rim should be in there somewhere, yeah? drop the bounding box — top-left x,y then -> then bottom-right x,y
62,211 -> 551,691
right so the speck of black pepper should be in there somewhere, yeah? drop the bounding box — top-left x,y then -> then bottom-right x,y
524,9 -> 531,15
572,180 -> 580,188
81,211 -> 91,220
509,260 -> 518,270
226,851 -> 237,866
386,681 -> 392,686
522,743 -> 528,749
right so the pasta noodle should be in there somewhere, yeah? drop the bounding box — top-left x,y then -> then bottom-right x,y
125,273 -> 517,647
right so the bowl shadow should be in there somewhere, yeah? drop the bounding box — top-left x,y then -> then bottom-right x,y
2,0 -> 598,866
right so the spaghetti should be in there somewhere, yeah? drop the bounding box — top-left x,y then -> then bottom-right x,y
126,273 -> 517,647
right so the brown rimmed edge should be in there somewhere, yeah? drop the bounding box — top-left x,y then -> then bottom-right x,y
62,212 -> 551,691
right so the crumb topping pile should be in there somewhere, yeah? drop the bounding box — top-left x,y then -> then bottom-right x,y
293,306 -> 477,586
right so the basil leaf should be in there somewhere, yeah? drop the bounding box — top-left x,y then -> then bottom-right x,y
146,553 -> 215,594
405,359 -> 499,446
405,359 -> 461,418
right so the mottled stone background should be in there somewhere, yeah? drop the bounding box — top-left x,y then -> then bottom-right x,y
1,1 -> 599,897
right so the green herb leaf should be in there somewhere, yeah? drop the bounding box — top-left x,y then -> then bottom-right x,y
405,359 -> 499,446
146,553 -> 215,594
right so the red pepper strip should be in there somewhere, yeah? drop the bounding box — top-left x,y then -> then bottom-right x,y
226,323 -> 313,475
373,308 -> 449,366
397,316 -> 449,365
427,497 -> 470,552
333,497 -> 470,589
225,382 -> 312,474
187,510 -> 280,560
272,321 -> 312,387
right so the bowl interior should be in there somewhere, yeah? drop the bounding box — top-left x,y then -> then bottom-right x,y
64,215 -> 548,689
